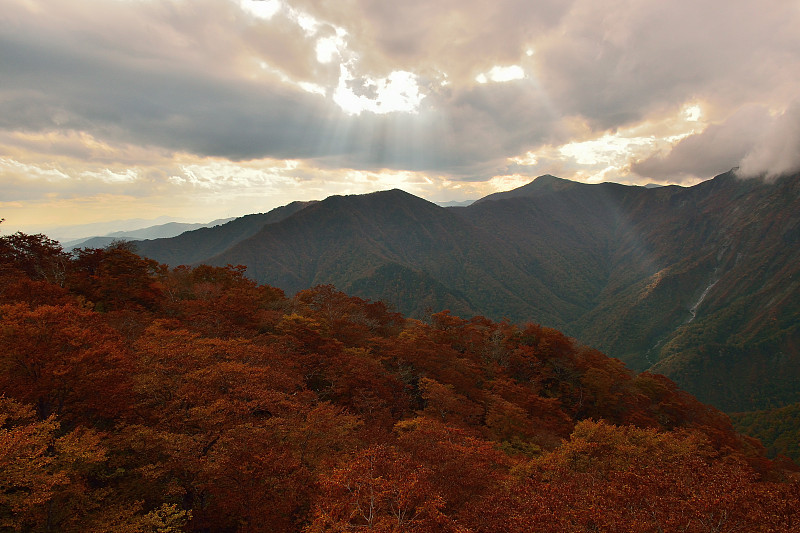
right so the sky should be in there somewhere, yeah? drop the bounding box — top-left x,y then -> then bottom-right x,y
2,0 -> 800,237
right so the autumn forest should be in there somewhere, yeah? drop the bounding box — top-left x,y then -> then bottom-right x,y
1,230 -> 799,532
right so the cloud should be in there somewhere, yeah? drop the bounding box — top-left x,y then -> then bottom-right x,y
0,27 -> 334,160
0,0 -> 565,177
4,0 -> 799,177
2,0 -> 800,232
297,0 -> 800,136
631,106 -> 773,182
536,0 -> 800,130
632,103 -> 800,182
291,0 -> 569,82
738,103 -> 800,179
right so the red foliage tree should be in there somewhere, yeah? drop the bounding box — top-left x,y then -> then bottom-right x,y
69,245 -> 166,311
0,303 -> 133,424
0,231 -> 70,285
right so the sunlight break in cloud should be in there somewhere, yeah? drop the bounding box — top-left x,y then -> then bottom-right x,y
510,103 -> 710,183
239,0 -> 281,20
334,67 -> 425,115
2,0 -> 800,234
241,0 -> 427,116
174,159 -> 300,191
80,168 -> 139,184
315,29 -> 347,64
476,65 -> 526,84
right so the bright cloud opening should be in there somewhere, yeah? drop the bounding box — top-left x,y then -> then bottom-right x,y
559,135 -> 657,166
0,158 -> 70,181
506,102 -> 712,183
476,65 -> 526,84
316,34 -> 345,63
298,81 -> 326,96
239,0 -> 281,20
334,67 -> 425,115
684,104 -> 702,122
81,168 -> 139,184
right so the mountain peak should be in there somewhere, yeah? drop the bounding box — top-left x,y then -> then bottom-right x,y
474,174 -> 579,204
366,188 -> 418,198
317,188 -> 440,214
326,188 -> 420,201
533,173 -> 562,183
528,174 -> 576,190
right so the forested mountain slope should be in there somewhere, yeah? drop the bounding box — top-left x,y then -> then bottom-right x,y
134,200 -> 315,266
205,189 -> 578,324
466,172 -> 800,411
132,172 -> 800,412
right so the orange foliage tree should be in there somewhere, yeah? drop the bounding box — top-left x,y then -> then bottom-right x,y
307,444 -> 460,533
0,233 -> 798,532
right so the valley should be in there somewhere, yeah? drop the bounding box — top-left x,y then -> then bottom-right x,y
130,171 -> 800,417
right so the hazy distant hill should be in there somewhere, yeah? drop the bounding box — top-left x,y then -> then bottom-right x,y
434,199 -> 476,207
46,216 -> 182,242
134,201 -> 315,266
65,236 -> 123,250
106,219 -> 234,239
63,218 -> 235,250
134,172 -> 800,412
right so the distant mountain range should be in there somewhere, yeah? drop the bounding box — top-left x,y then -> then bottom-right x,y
62,217 -> 235,249
134,201 -> 315,265
132,171 -> 800,413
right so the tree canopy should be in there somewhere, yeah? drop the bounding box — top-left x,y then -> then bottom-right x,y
0,232 -> 797,532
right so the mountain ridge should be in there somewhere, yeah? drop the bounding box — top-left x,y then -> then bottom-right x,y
473,174 -> 577,203
132,171 -> 800,413
133,200 -> 316,266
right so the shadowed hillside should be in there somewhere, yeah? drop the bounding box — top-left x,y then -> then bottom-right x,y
134,200 -> 315,266
132,172 -> 800,412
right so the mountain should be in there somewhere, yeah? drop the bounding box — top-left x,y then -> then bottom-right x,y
133,200 -> 315,266
731,401 -> 800,462
64,236 -> 122,250
62,217 -> 235,250
465,171 -> 800,411
45,215 -> 185,242
472,174 -> 579,203
466,173 -> 800,410
205,190 -> 545,321
132,172 -> 800,413
105,218 -> 235,239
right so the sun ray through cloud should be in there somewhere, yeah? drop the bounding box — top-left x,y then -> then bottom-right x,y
0,0 -> 798,234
